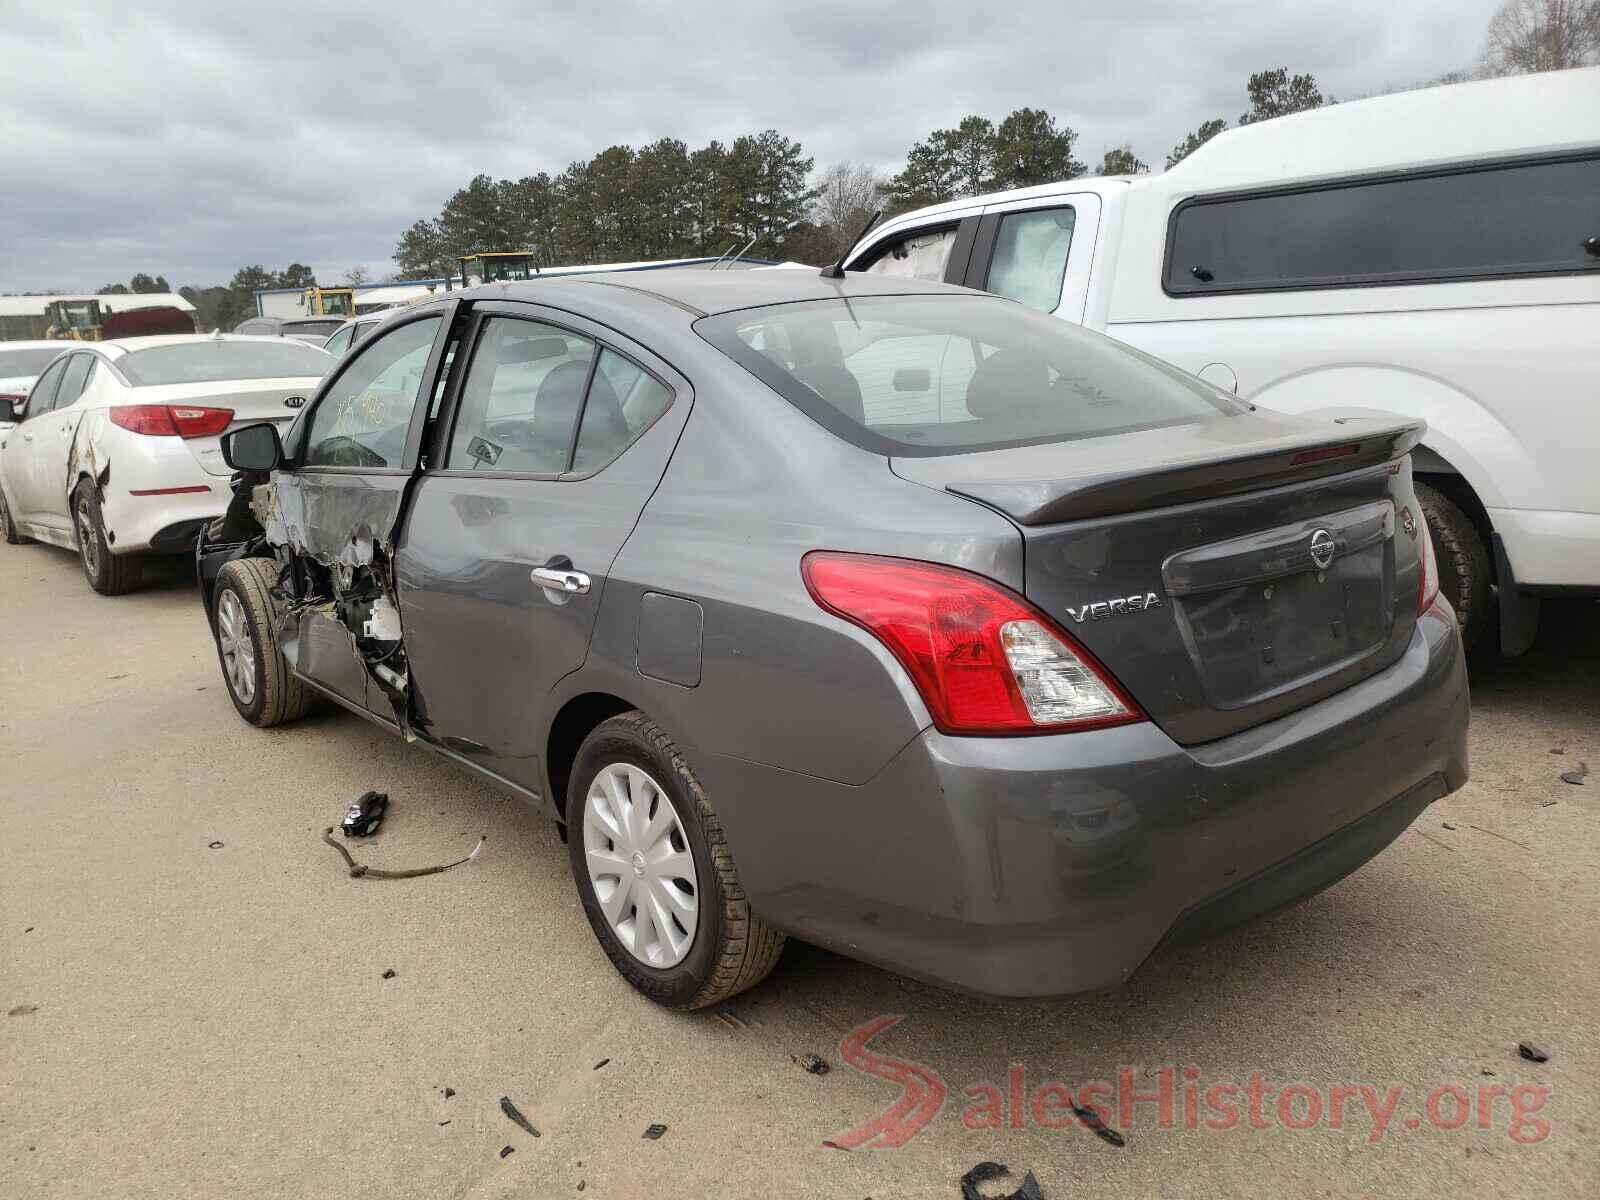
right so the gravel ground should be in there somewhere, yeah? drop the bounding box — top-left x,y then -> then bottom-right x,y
3,543 -> 1596,1198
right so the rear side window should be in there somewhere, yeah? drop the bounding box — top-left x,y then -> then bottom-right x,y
700,293 -> 1234,457
861,227 -> 958,282
983,207 -> 1076,312
572,349 -> 672,474
447,317 -> 597,473
1166,153 -> 1600,294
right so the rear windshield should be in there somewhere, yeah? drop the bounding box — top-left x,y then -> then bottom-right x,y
283,319 -> 344,334
118,340 -> 331,386
0,347 -> 61,377
698,294 -> 1236,456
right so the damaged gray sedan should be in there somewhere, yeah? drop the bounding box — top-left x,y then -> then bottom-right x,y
197,269 -> 1469,1009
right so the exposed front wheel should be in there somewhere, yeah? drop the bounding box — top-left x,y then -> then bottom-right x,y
567,711 -> 785,1009
0,484 -> 29,545
212,556 -> 311,727
1416,482 -> 1492,652
73,481 -> 141,594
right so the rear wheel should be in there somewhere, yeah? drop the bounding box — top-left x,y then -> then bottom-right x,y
73,481 -> 141,595
212,556 -> 311,727
1416,482 -> 1492,652
567,711 -> 785,1009
0,484 -> 29,544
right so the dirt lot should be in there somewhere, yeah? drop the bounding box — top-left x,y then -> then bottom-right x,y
3,543 -> 1597,1198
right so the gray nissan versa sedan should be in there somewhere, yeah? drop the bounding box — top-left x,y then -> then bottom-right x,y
196,268 -> 1469,1008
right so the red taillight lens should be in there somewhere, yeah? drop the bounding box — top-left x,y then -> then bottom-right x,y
1417,511 -> 1440,615
168,406 -> 233,438
801,551 -> 1143,735
109,405 -> 233,438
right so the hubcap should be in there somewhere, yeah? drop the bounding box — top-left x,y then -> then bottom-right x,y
582,763 -> 699,968
215,590 -> 257,704
76,495 -> 98,575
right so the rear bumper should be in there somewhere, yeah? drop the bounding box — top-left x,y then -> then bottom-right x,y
699,601 -> 1469,997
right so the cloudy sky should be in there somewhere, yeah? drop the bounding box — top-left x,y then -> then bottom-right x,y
1,0 -> 1505,292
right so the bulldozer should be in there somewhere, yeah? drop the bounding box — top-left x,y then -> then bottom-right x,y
45,298 -> 195,341
457,251 -> 540,286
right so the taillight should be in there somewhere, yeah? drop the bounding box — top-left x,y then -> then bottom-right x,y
801,551 -> 1143,736
109,405 -> 233,438
1417,511 -> 1440,615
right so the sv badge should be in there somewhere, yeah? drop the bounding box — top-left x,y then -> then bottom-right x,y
1065,591 -> 1164,623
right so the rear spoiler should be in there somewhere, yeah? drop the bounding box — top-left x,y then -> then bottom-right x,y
947,419 -> 1426,526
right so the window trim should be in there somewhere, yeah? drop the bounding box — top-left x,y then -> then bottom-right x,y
425,301 -> 682,483
291,303 -> 455,476
1162,147 -> 1600,298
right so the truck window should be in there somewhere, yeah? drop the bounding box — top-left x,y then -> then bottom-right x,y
861,227 -> 959,282
982,207 -> 1076,312
1165,152 -> 1600,295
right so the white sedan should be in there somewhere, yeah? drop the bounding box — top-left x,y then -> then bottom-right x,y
0,334 -> 332,593
0,341 -> 68,433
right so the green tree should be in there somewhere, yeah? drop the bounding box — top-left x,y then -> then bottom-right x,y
992,108 -> 1083,189
98,283 -> 131,294
1098,145 -> 1148,175
685,141 -> 734,254
499,173 -> 563,264
1166,118 -> 1228,169
129,272 -> 170,293
438,174 -> 514,255
1239,68 -> 1325,125
633,138 -> 694,257
393,219 -> 455,279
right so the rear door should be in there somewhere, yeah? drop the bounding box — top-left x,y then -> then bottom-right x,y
846,215 -> 982,286
25,352 -> 94,533
394,300 -> 691,795
4,356 -> 67,522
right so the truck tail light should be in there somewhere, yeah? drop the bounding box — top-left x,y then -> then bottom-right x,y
801,551 -> 1143,736
109,405 -> 233,439
1418,511 -> 1440,615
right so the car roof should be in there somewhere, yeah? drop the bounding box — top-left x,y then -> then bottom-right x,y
478,267 -> 970,318
0,339 -> 70,352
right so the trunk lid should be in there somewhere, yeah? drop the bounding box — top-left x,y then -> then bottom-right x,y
145,378 -> 317,476
893,411 -> 1428,744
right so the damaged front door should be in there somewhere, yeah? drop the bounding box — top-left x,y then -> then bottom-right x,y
267,307 -> 455,719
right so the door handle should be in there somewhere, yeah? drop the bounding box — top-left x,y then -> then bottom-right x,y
22,432 -> 32,441
531,566 -> 591,594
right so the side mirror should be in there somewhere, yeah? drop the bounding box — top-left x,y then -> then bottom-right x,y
3,396 -> 25,422
221,422 -> 284,471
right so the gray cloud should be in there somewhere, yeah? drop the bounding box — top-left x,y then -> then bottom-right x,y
0,0 -> 1501,291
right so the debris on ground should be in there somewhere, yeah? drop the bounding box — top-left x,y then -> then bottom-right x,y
592,1059 -> 609,1071
959,1161 -> 1043,1200
1518,1041 -> 1550,1063
642,1124 -> 668,1140
438,1120 -> 450,1126
791,1053 -> 830,1075
1441,822 -> 1457,830
207,840 -> 225,849
8,1004 -> 39,1017
443,1087 -> 455,1098
343,790 -> 389,837
716,1010 -> 748,1031
381,969 -> 396,980
1070,1101 -> 1127,1148
320,826 -> 484,880
500,1096 -> 541,1137
499,1145 -> 514,1159
1559,761 -> 1588,786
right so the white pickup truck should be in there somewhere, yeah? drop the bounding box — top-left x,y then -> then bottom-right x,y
846,67 -> 1600,653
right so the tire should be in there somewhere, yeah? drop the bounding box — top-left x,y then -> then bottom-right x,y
73,480 -> 141,595
568,711 -> 785,1010
0,483 -> 28,545
1416,482 -> 1492,652
212,556 -> 311,727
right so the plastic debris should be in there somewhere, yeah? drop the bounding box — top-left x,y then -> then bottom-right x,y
343,791 -> 389,837
593,1059 -> 610,1071
1518,1041 -> 1550,1063
1559,761 -> 1588,786
500,1097 -> 541,1138
792,1053 -> 830,1075
960,1161 -> 1043,1200
499,1145 -> 514,1159
443,1087 -> 455,1098
1441,822 -> 1457,831
1070,1101 -> 1127,1147
642,1124 -> 668,1140
208,841 -> 225,849
320,826 -> 484,880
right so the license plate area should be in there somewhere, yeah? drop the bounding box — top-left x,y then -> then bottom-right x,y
1164,501 -> 1396,710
